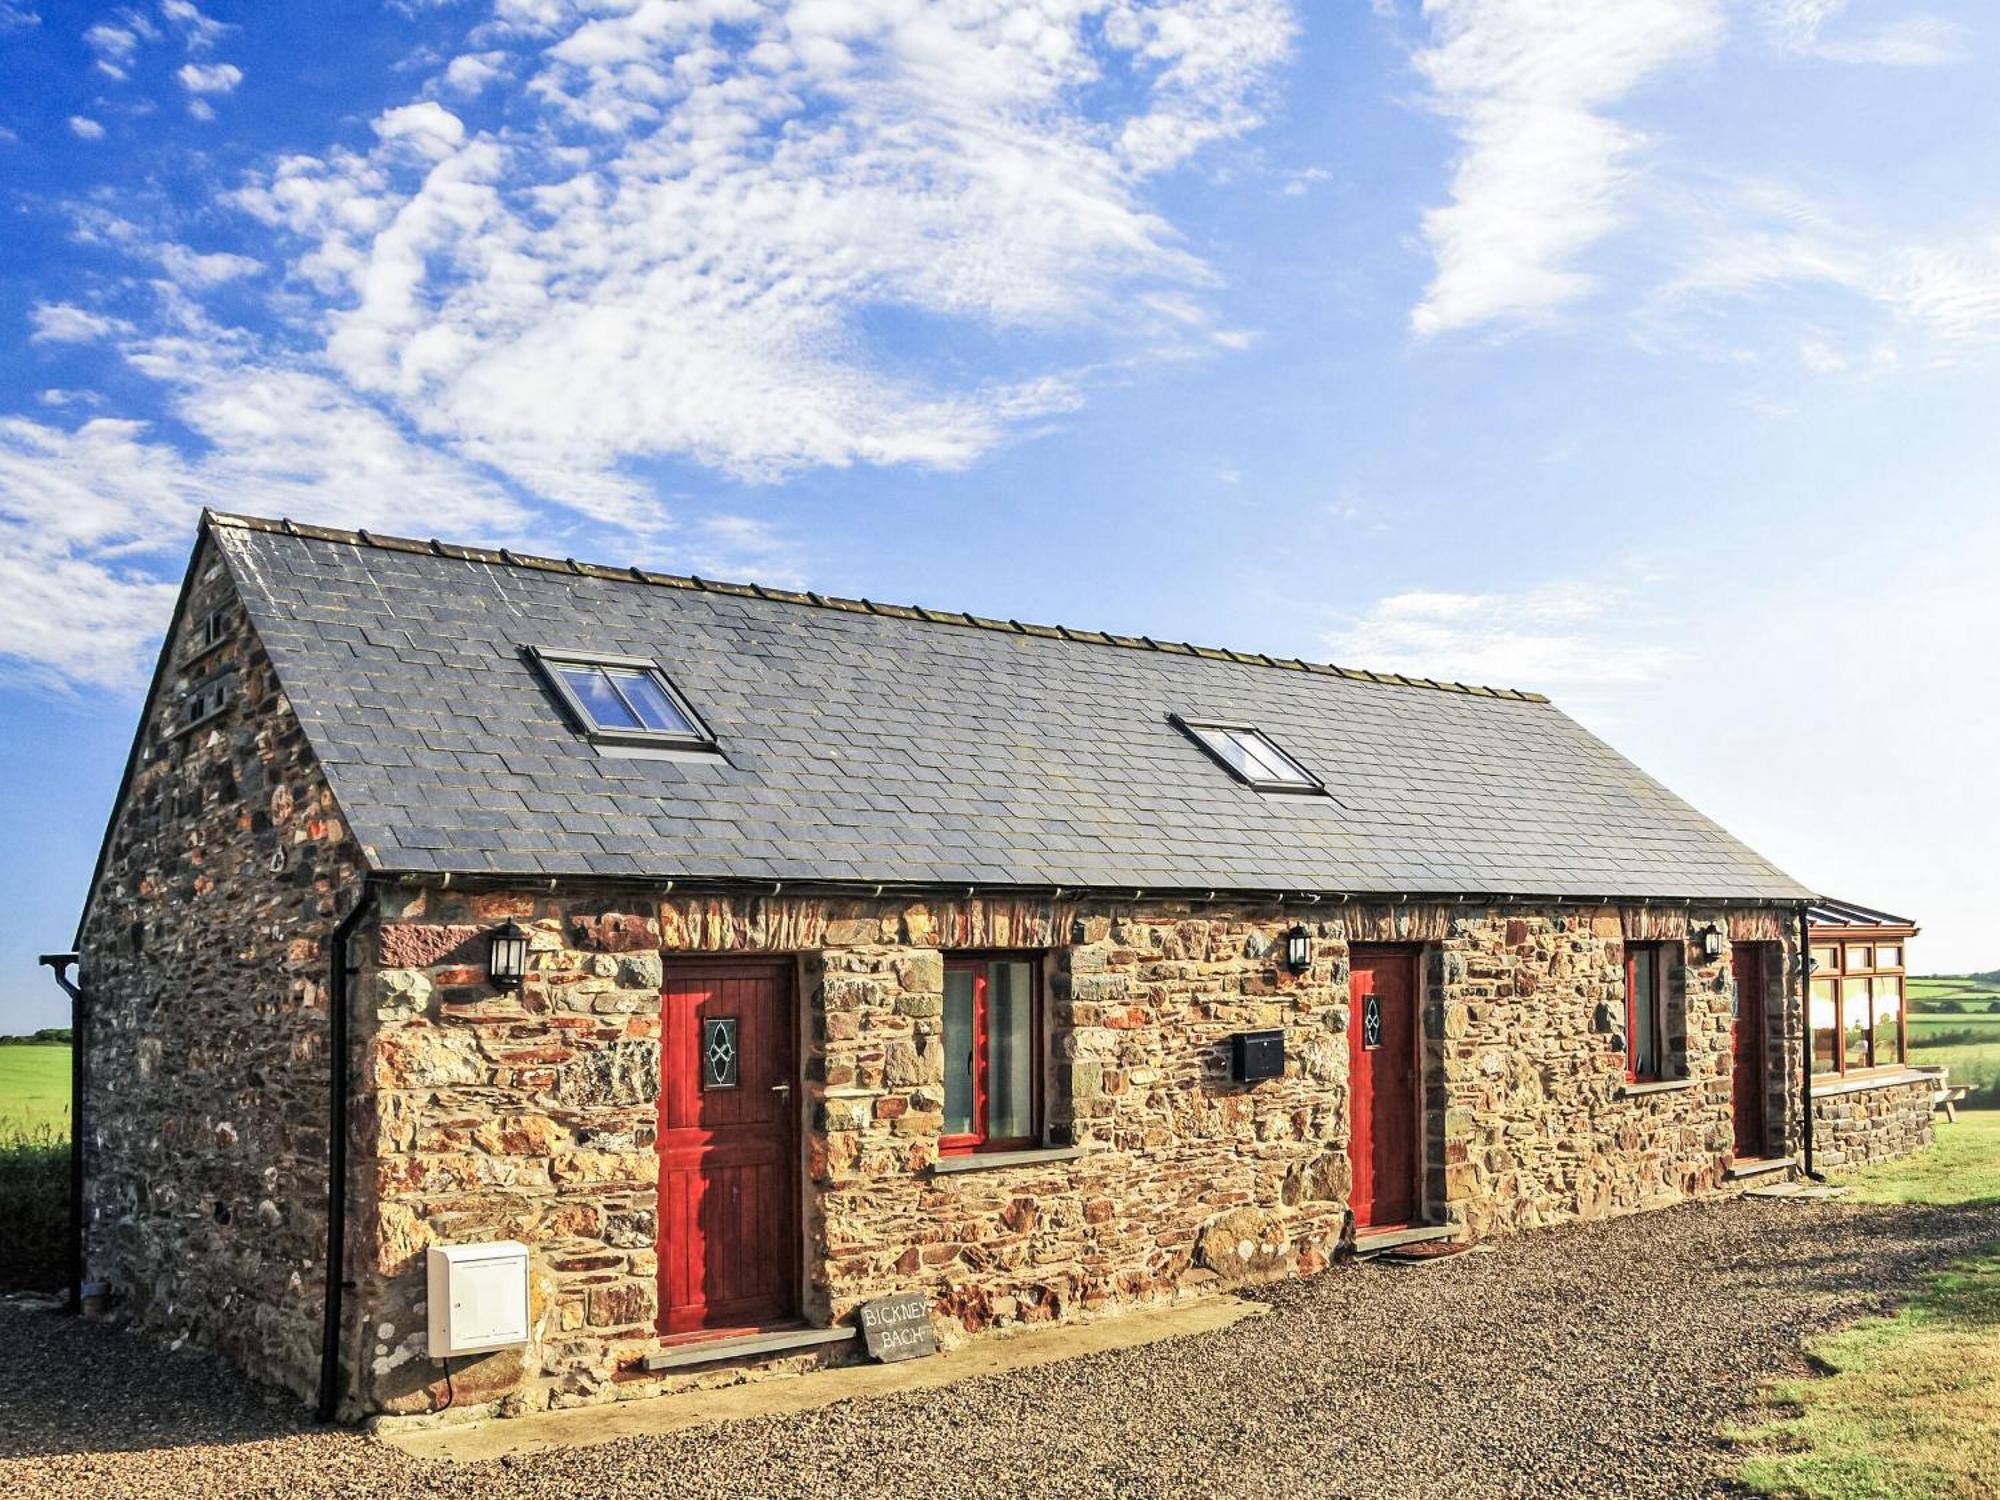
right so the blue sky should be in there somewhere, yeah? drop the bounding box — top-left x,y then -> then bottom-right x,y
2,0 -> 1997,1029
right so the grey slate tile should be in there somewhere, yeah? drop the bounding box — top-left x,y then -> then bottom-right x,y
215,521 -> 1812,903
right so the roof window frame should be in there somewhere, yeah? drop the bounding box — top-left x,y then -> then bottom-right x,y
1169,714 -> 1327,796
527,646 -> 719,751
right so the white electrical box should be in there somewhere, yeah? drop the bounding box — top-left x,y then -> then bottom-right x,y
426,1241 -> 531,1358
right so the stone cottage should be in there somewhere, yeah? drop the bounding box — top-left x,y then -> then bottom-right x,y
65,510 -> 1894,1422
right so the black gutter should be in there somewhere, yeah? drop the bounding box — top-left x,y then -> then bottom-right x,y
317,881 -> 378,1424
1797,900 -> 1823,1181
36,954 -> 86,1316
365,866 -> 1813,913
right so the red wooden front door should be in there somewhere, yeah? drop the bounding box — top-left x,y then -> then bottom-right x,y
1731,946 -> 1767,1158
657,962 -> 798,1337
1348,947 -> 1420,1229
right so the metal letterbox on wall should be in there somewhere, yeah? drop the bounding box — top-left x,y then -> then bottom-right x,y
426,1241 -> 531,1358
1230,1028 -> 1285,1084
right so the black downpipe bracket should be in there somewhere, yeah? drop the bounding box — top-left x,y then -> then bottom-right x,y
1797,901 -> 1821,1181
36,953 -> 86,1316
317,883 -> 378,1424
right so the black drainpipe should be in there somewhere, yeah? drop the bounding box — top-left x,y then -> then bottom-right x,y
1796,900 -> 1821,1181
317,882 -> 378,1424
36,954 -> 87,1316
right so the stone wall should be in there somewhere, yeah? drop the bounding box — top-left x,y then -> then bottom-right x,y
344,886 -> 1801,1418
1811,1074 -> 1937,1168
76,538 -> 366,1400
1432,905 -> 1798,1236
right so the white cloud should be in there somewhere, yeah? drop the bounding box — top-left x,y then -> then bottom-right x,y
1881,236 -> 2000,344
370,100 -> 465,154
685,514 -> 808,588
85,21 -> 139,77
3,0 -> 1296,689
157,245 -> 261,288
1408,0 -> 1724,336
176,60 -> 242,93
1652,184 -> 2000,358
1327,582 -> 1681,691
229,0 -> 1295,510
0,310 -> 534,689
68,115 -> 107,141
160,0 -> 228,50
1757,2 -> 1968,66
442,50 -> 508,95
29,303 -> 130,344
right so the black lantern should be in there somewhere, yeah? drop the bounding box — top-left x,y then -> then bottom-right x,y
487,920 -> 529,990
1284,924 -> 1312,974
1700,925 -> 1725,961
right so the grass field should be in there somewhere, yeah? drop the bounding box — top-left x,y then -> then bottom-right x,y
1908,975 -> 2000,1013
1907,978 -> 2000,1107
1735,1111 -> 2000,1499
0,1047 -> 67,1291
0,1046 -> 69,1137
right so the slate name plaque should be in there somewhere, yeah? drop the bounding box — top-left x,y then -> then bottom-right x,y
857,1292 -> 938,1363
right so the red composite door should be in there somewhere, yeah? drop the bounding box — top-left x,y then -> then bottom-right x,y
1348,947 -> 1420,1230
1731,946 -> 1767,1158
657,962 -> 798,1337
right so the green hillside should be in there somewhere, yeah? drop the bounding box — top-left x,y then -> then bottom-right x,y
0,1046 -> 70,1137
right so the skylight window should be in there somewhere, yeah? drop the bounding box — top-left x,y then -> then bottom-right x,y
530,649 -> 715,749
1171,715 -> 1324,794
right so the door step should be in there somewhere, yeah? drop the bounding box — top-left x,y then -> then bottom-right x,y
643,1324 -> 854,1373
1352,1224 -> 1460,1258
1726,1156 -> 1798,1183
1744,1180 -> 1848,1201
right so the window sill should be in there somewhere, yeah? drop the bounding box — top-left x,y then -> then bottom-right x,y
1810,1068 -> 1933,1099
929,1145 -> 1085,1176
1618,1077 -> 1695,1099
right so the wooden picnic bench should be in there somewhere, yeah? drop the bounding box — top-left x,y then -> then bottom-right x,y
1935,1082 -> 1973,1123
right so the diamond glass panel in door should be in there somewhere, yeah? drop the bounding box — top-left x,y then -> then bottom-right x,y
558,666 -> 644,730
701,1017 -> 739,1090
943,968 -> 976,1138
986,961 -> 1036,1144
608,667 -> 699,735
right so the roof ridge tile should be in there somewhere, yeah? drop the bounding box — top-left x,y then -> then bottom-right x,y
202,509 -> 1551,703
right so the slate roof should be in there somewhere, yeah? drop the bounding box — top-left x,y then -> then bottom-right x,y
209,512 -> 1813,903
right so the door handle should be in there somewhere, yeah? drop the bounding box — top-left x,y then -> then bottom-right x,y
771,1083 -> 792,1095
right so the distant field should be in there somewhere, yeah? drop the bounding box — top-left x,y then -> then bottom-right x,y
0,1047 -> 70,1139
1908,974 -> 2000,1012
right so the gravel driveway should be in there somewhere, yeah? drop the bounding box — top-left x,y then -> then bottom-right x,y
5,1193 -> 1996,1500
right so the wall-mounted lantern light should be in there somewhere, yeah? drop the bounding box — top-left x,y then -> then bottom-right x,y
1699,925 -> 1725,961
487,920 -> 529,990
1285,924 -> 1312,974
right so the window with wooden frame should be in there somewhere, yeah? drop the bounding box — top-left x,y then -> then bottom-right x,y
1624,943 -> 1673,1082
1811,937 -> 1909,1078
941,956 -> 1042,1154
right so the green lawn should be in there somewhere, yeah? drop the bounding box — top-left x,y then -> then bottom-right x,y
0,1046 -> 70,1138
1733,1111 -> 2000,1499
1907,1015 -> 2000,1108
